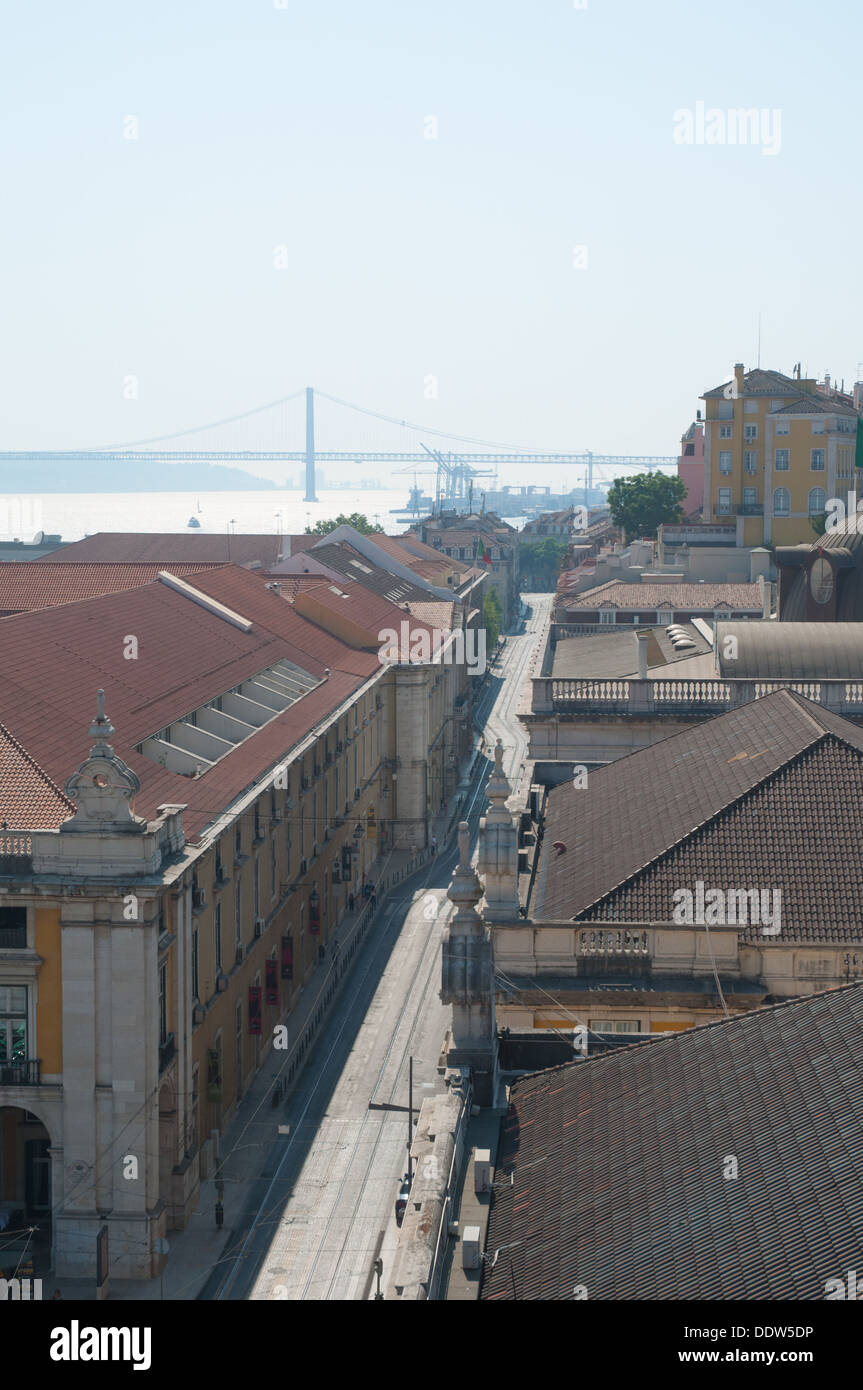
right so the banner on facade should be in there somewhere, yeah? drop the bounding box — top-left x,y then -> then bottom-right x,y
265,958 -> 279,1005
248,986 -> 262,1035
281,934 -> 293,980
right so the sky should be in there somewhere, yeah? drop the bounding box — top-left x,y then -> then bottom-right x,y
2,0 -> 862,473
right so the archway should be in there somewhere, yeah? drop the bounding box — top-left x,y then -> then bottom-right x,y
0,1106 -> 52,1276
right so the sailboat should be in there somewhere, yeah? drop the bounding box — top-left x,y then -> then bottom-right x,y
187,499 -> 202,529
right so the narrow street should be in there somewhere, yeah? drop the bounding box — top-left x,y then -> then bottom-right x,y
212,594 -> 551,1301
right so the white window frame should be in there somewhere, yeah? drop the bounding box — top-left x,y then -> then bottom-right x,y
774,448 -> 790,471
811,449 -> 825,471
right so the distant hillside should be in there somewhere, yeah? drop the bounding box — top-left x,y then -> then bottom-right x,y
1,460 -> 279,492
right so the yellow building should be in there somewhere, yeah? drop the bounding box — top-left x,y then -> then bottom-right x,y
702,364 -> 860,546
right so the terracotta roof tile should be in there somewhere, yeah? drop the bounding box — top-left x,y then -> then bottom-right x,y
0,562 -> 222,613
0,722 -> 76,829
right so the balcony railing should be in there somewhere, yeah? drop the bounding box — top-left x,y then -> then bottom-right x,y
735,503 -> 764,516
0,925 -> 27,949
0,1058 -> 41,1086
0,833 -> 33,875
576,928 -> 651,974
536,676 -> 863,717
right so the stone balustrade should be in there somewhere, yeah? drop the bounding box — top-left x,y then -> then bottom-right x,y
531,676 -> 863,717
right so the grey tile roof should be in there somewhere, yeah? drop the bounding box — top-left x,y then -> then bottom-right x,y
532,689 -> 863,943
481,979 -> 863,1300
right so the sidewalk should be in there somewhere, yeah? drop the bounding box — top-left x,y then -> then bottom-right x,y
103,763 -> 474,1300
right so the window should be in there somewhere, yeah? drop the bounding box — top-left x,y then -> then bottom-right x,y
718,451 -> 732,474
192,929 -> 199,1001
235,824 -> 242,859
588,1018 -> 641,1034
744,424 -> 758,442
809,487 -> 826,515
744,400 -> 758,414
657,609 -> 673,625
717,488 -> 731,514
159,964 -> 168,1046
718,401 -> 733,419
774,448 -> 790,471
253,859 -> 260,918
214,901 -> 222,972
235,881 -> 242,951
0,906 -> 26,949
0,985 -> 27,1061
812,420 -> 825,435
744,451 -> 757,474
599,609 -> 615,624
773,487 -> 790,516
270,838 -> 277,900
811,449 -> 825,471
743,487 -> 757,508
775,419 -> 790,436
719,424 -> 732,439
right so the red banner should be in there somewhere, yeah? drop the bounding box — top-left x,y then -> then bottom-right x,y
309,896 -> 321,934
248,986 -> 262,1035
265,958 -> 279,1005
281,935 -> 293,980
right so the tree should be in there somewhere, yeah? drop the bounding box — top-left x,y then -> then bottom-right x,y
483,588 -> 502,649
809,511 -> 829,538
519,537 -> 568,587
304,512 -> 385,537
606,473 -> 687,541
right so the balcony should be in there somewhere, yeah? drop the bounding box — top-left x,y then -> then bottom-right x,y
536,676 -> 863,719
159,1033 -> 176,1072
735,503 -> 763,516
0,924 -> 27,949
0,832 -> 33,876
0,1058 -> 41,1086
576,928 -> 650,975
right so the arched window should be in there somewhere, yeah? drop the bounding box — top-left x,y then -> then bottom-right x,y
808,487 -> 826,515
773,487 -> 790,516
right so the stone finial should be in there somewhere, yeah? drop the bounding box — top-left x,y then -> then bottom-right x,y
485,737 -> 512,819
458,819 -> 470,867
63,691 -> 145,834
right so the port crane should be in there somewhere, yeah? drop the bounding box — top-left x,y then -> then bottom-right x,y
396,444 -> 497,513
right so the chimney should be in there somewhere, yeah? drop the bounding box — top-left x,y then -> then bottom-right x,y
760,575 -> 771,619
635,630 -> 649,679
734,362 -> 745,397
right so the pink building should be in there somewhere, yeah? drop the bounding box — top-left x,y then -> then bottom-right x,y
677,421 -> 704,516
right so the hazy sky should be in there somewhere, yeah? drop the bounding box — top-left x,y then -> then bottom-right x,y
2,0 -> 862,469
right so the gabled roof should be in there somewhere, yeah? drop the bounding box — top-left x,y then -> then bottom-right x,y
559,579 -> 761,610
295,542 -> 436,606
702,367 -> 800,399
37,533 -> 288,567
481,978 -> 863,1300
0,561 -> 223,614
0,722 -> 76,830
772,395 -> 858,417
532,689 -> 863,941
0,566 -> 379,840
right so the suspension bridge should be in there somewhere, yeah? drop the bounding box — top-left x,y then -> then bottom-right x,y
2,387 -> 677,505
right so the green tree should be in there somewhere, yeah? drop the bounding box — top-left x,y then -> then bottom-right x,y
482,587 -> 502,648
519,537 -> 568,586
606,473 -> 687,541
809,511 -> 829,538
304,512 -> 385,537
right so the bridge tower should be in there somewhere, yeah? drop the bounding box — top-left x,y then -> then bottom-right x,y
304,386 -> 318,502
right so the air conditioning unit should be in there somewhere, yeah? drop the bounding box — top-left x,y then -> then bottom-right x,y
193,1002 -> 206,1024
216,973 -> 229,993
254,917 -> 264,938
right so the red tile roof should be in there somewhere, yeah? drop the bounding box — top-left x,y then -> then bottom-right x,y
293,579 -> 441,647
560,579 -> 762,610
38,533 -> 288,567
0,722 -> 76,829
0,566 -> 379,840
0,562 -> 223,613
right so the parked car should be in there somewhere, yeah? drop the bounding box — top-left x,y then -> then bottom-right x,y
395,1173 -> 412,1227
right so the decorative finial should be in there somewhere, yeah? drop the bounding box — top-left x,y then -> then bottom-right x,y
458,820 -> 470,867
494,738 -> 504,773
89,688 -> 115,742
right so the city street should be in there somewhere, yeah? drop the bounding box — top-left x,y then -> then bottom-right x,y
210,594 -> 551,1301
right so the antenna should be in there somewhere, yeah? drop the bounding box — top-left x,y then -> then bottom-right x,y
756,311 -> 761,369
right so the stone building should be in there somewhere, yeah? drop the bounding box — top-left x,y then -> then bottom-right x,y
0,562 -> 474,1286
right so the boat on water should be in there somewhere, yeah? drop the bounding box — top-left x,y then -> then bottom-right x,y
389,482 -> 435,519
187,516 -> 201,528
